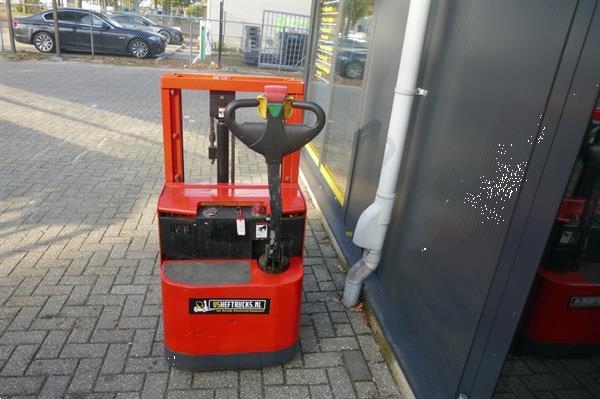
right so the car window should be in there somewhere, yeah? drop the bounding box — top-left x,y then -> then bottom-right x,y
141,16 -> 156,26
105,16 -> 124,28
70,12 -> 87,24
80,14 -> 107,28
57,11 -> 78,22
43,12 -> 54,21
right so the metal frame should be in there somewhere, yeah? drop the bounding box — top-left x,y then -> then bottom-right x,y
258,10 -> 310,71
160,73 -> 305,184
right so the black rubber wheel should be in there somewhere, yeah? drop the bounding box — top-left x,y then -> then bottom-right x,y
158,30 -> 171,44
33,31 -> 55,53
129,38 -> 150,59
345,61 -> 364,79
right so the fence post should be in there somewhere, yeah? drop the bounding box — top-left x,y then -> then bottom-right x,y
0,17 -> 5,52
89,9 -> 95,57
5,0 -> 16,53
218,0 -> 224,67
51,0 -> 61,57
200,22 -> 205,59
189,17 -> 193,63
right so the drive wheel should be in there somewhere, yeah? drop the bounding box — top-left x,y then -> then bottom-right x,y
129,39 -> 150,58
158,30 -> 171,44
33,31 -> 55,53
345,61 -> 364,79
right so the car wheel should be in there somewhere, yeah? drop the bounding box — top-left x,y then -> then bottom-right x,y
158,30 -> 171,44
33,31 -> 55,53
345,61 -> 364,79
129,39 -> 150,59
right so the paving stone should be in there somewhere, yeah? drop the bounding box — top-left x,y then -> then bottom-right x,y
0,376 -> 44,395
343,351 -> 371,382
39,375 -> 71,399
304,352 -> 344,368
327,367 -> 356,399
369,363 -> 399,397
319,337 -> 359,352
95,373 -> 145,392
61,343 -> 108,359
310,384 -> 334,399
8,307 -> 39,330
26,358 -> 78,376
125,357 -> 169,373
36,330 -> 69,359
101,343 -> 129,374
129,329 -> 155,357
264,385 -> 310,399
521,374 -> 564,391
116,393 -> 141,399
91,329 -> 135,343
299,326 -> 319,353
335,323 -> 355,337
194,370 -> 238,389
263,366 -> 284,385
355,381 -> 378,399
0,330 -> 47,345
169,369 -> 193,390
141,372 -> 168,399
240,369 -> 262,398
1,344 -> 39,376
214,387 -> 238,398
68,358 -> 102,393
286,368 -> 328,385
312,313 -> 335,338
357,335 -> 384,363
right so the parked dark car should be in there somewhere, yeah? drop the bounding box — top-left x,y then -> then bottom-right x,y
336,37 -> 368,79
13,9 -> 166,58
110,14 -> 183,45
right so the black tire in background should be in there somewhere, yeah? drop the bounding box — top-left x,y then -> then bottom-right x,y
33,31 -> 55,53
345,61 -> 365,79
128,38 -> 150,59
158,30 -> 171,44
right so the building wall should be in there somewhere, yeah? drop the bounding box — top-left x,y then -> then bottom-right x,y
369,1 -> 598,398
207,0 -> 311,24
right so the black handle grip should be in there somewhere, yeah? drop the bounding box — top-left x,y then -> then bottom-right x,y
290,100 -> 326,137
223,98 -> 259,136
224,98 -> 326,164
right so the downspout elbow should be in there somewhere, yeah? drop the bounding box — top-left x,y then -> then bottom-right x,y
341,250 -> 380,308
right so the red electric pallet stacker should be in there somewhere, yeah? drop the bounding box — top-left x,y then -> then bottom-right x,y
519,100 -> 600,355
156,73 -> 325,370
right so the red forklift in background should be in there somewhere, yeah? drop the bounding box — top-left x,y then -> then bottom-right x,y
519,97 -> 600,355
156,74 -> 325,370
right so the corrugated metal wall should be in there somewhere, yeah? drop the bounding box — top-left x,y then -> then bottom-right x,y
370,1 -> 597,398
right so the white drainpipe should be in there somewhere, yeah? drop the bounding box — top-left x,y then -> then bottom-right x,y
342,0 -> 432,307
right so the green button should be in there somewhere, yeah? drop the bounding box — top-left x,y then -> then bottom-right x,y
268,103 -> 283,117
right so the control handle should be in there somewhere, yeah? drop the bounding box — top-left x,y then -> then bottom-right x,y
223,99 -> 326,164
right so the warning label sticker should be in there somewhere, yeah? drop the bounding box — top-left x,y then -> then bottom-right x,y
189,298 -> 271,314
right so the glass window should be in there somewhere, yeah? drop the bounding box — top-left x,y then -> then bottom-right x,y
56,11 -> 79,22
80,14 -> 107,28
307,0 -> 374,204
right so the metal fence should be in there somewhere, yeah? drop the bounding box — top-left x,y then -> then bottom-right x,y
0,3 -> 309,76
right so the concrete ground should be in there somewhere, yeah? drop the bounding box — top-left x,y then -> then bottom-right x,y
0,59 -> 400,398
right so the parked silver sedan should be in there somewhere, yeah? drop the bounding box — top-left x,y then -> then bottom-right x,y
110,14 -> 184,45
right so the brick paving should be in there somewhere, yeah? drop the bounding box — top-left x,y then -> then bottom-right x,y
494,354 -> 600,399
3,59 -> 600,399
0,59 -> 400,398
